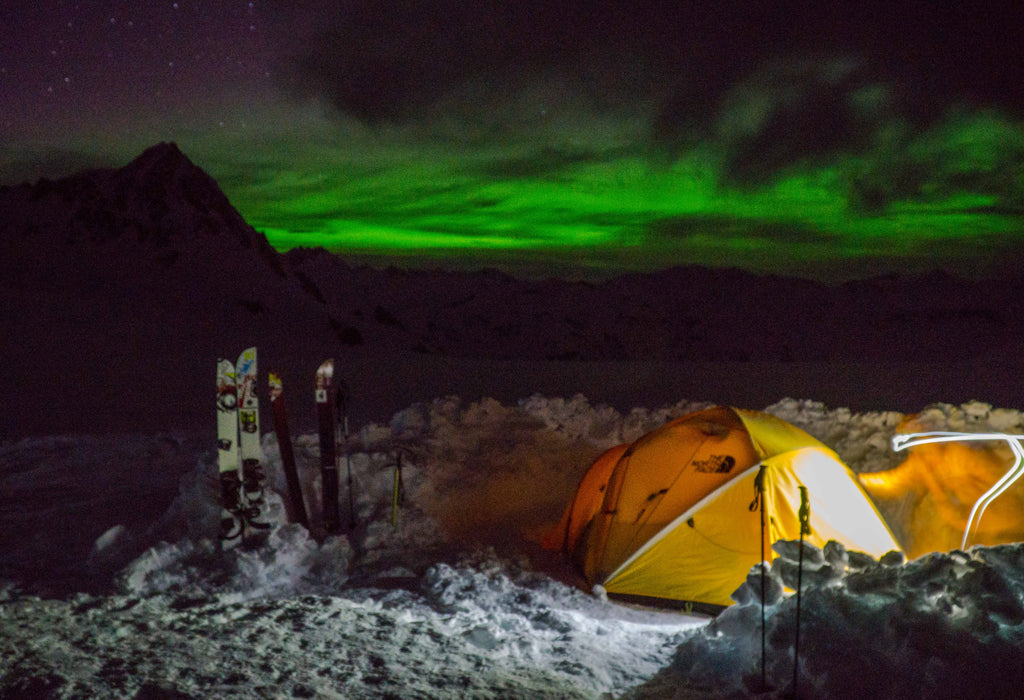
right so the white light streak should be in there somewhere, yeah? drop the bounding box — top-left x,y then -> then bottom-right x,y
892,431 -> 1024,549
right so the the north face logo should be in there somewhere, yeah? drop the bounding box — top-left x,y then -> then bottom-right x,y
694,454 -> 736,473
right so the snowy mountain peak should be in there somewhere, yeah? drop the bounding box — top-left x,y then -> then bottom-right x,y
105,141 -> 257,248
113,142 -> 246,233
120,141 -> 189,176
0,140 -> 260,255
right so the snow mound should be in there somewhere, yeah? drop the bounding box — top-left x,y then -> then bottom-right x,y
628,539 -> 1024,699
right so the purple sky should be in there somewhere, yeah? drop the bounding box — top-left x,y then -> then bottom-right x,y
5,1 -> 1023,146
1,2 -> 286,142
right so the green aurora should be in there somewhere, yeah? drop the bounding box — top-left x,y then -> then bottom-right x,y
195,106 -> 1024,281
222,124 -> 1015,280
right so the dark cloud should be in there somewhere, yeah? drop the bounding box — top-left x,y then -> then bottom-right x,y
280,0 -> 762,125
283,1 -> 573,123
263,0 -> 1024,236
692,56 -> 898,186
271,0 -> 1024,210
282,1 -> 1024,129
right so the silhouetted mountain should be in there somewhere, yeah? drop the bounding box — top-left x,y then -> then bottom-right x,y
1,143 -> 343,435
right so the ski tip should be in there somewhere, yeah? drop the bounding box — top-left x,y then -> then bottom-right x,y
236,347 -> 257,365
315,359 -> 334,384
217,359 -> 236,386
315,359 -> 334,402
269,370 -> 284,400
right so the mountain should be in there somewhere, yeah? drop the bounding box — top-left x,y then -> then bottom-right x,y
3,143 -> 1023,436
0,143 -> 345,435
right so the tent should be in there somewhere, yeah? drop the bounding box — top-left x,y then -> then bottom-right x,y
543,406 -> 900,610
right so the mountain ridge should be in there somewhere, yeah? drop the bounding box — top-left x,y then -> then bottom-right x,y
3,142 -> 1023,435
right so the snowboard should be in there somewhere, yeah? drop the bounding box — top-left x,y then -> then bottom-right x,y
216,358 -> 244,547
236,347 -> 271,533
269,370 -> 309,529
316,358 -> 341,534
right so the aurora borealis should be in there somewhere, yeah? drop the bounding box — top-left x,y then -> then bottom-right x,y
3,1 -> 1024,280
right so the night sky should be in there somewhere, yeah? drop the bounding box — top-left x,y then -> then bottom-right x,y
3,1 -> 1024,280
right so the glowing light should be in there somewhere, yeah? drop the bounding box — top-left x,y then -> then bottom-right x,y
892,432 -> 1024,549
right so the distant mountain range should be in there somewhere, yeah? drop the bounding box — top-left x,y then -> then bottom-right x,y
4,143 -> 1023,435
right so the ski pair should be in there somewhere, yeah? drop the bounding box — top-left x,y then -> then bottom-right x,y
264,359 -> 355,536
216,347 -> 271,547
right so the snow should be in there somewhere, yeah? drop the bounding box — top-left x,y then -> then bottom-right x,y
0,555 -> 694,699
4,395 -> 1024,698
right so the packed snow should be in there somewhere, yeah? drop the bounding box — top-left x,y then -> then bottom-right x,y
4,395 -> 1024,698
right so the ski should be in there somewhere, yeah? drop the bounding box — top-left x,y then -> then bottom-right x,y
269,370 -> 309,529
236,347 -> 271,534
316,358 -> 341,534
338,378 -> 357,530
216,358 -> 244,547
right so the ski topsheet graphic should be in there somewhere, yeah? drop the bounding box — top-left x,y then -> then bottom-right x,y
316,358 -> 342,534
216,358 -> 244,546
269,370 -> 309,529
236,347 -> 271,533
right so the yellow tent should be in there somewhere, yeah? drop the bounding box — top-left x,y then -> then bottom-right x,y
544,406 -> 900,610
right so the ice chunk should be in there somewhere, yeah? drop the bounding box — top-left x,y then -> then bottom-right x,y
731,562 -> 784,606
823,540 -> 849,570
772,539 -> 824,566
773,559 -> 840,589
847,550 -> 879,571
880,550 -> 906,567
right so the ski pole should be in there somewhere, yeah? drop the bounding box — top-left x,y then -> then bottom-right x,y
391,450 -> 404,527
793,485 -> 811,699
748,463 -> 770,693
